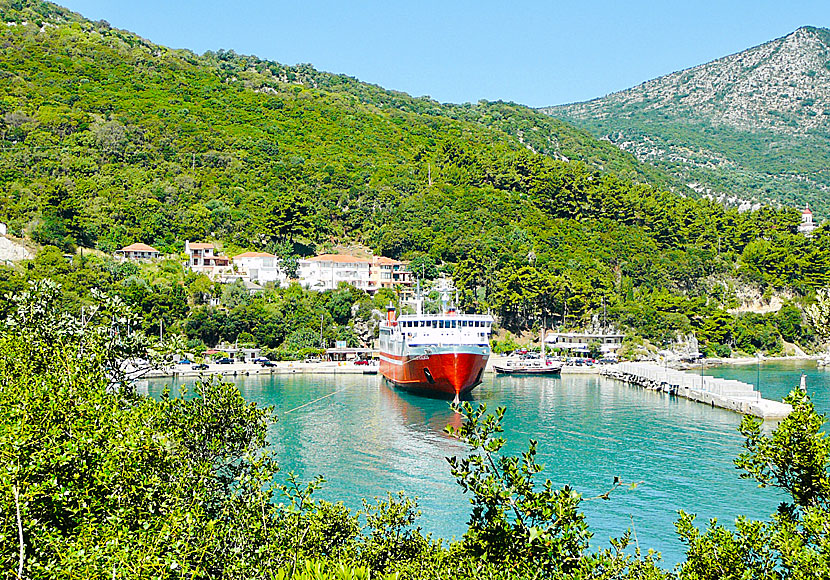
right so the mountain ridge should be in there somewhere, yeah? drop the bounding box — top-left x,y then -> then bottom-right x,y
544,26 -> 830,216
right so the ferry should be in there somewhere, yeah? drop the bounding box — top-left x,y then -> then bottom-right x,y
378,305 -> 493,402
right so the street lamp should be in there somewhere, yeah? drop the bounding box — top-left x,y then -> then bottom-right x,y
756,352 -> 762,391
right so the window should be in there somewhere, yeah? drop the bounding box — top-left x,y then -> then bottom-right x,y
451,320 -> 457,328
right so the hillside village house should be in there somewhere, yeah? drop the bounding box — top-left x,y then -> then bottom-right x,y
185,241 -> 229,276
231,252 -> 288,286
115,242 -> 160,261
298,254 -> 373,292
370,256 -> 415,298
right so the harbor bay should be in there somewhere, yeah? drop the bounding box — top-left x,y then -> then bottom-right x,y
144,362 -> 824,566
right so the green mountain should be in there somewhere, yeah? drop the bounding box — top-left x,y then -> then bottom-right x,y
0,0 -> 827,355
544,27 -> 830,217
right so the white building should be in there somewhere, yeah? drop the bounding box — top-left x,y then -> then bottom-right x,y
232,252 -> 288,286
185,241 -> 230,276
545,331 -> 625,358
798,204 -> 818,236
115,242 -> 160,261
298,254 -> 372,292
0,222 -> 6,236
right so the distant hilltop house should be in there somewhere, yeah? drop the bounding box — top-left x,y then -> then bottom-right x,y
798,204 -> 818,236
115,242 -> 160,261
545,331 -> 625,359
232,251 -> 288,286
185,241 -> 230,275
0,222 -> 6,236
298,254 -> 414,294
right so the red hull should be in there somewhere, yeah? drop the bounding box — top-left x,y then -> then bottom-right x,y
379,351 -> 488,397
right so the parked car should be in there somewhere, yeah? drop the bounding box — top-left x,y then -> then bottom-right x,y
192,363 -> 209,370
253,357 -> 270,364
177,359 -> 192,365
260,360 -> 276,367
304,357 -> 322,364
215,357 -> 234,364
353,359 -> 369,366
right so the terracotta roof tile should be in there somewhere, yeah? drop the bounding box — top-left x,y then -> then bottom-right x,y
118,243 -> 159,253
306,253 -> 370,263
234,252 -> 276,259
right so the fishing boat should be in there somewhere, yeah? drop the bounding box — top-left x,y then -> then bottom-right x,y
493,325 -> 563,376
493,354 -> 563,375
378,304 -> 493,402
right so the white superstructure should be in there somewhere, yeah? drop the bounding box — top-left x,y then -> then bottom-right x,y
382,313 -> 494,351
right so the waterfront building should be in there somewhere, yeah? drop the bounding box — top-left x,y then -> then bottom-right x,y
298,254 -> 373,292
115,242 -> 160,261
232,251 -> 288,286
209,344 -> 262,362
370,256 -> 415,297
185,241 -> 230,276
798,204 -> 818,236
545,330 -> 625,358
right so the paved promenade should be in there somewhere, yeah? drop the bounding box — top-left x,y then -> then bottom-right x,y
601,362 -> 792,419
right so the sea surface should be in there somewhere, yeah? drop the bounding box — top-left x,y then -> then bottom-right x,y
144,361 -> 829,568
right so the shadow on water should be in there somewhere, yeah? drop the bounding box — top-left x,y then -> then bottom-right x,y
144,363 -> 826,567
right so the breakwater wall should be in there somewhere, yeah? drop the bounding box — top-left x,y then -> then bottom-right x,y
601,362 -> 792,419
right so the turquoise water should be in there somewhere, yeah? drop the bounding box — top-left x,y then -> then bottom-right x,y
144,362 -> 827,568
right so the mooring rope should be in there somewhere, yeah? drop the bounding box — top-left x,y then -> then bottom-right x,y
283,384 -> 355,414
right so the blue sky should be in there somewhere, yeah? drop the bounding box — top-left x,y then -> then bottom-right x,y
60,1 -> 830,108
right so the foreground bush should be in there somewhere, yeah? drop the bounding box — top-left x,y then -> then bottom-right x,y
1,281 -> 830,578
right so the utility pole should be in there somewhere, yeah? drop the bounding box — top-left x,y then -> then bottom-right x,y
428,163 -> 432,186
320,313 -> 324,349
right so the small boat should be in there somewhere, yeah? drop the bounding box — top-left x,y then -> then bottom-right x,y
494,324 -> 562,376
494,355 -> 563,375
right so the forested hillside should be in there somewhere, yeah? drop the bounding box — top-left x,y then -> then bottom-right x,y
546,27 -> 830,217
0,0 -> 828,356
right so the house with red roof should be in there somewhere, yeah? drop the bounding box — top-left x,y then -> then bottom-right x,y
370,256 -> 414,297
297,253 -> 414,294
798,204 -> 818,236
115,242 -> 160,261
298,254 -> 372,292
185,240 -> 230,276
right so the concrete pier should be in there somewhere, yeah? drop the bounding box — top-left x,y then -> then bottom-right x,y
601,362 -> 792,419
